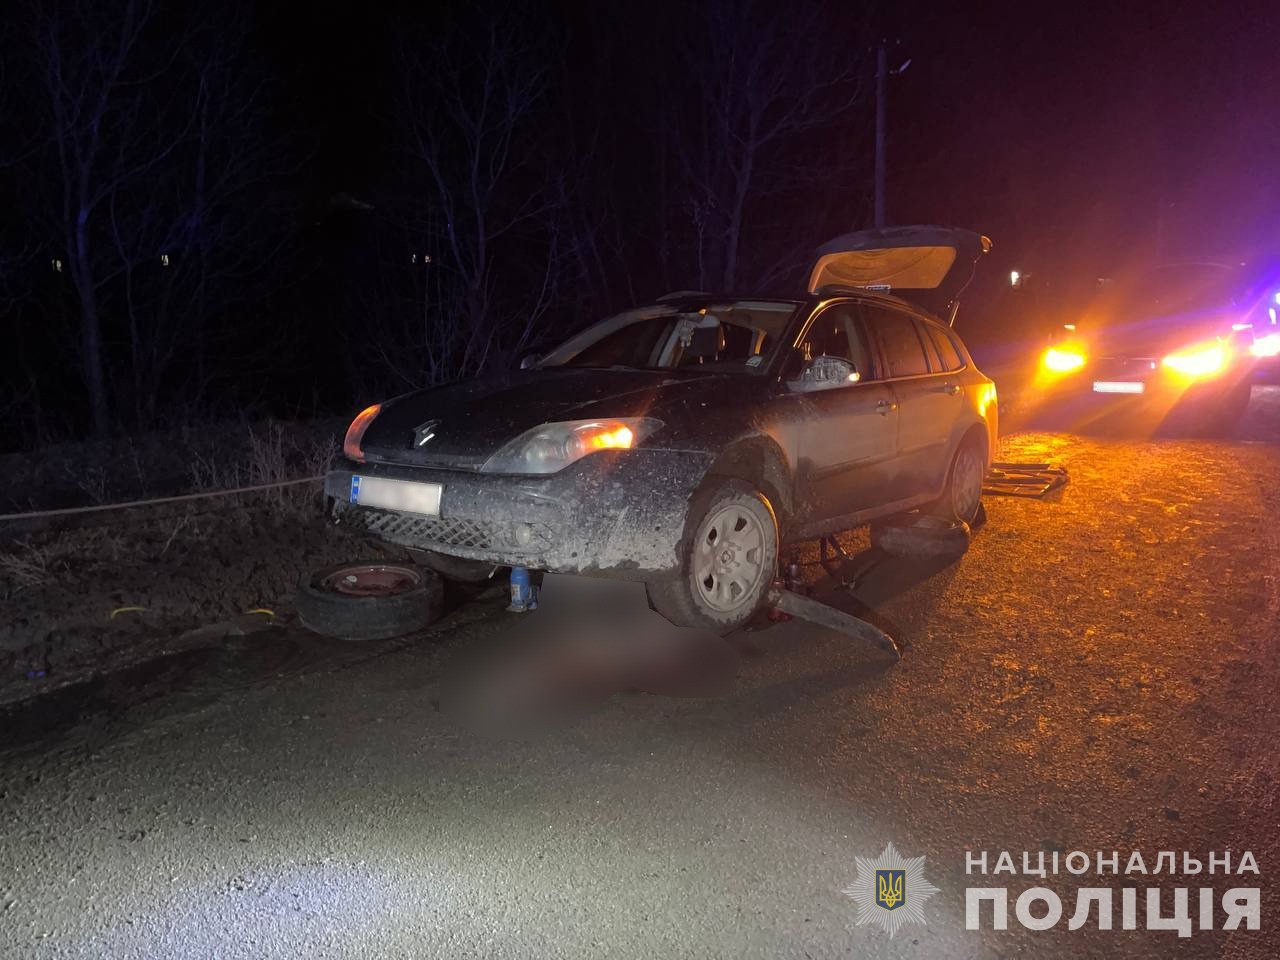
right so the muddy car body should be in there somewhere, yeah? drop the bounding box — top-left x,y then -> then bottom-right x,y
326,226 -> 997,630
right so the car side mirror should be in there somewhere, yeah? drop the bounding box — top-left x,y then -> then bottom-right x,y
519,353 -> 540,370
786,355 -> 861,393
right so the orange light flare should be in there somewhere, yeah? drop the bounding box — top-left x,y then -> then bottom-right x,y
1041,346 -> 1086,374
977,382 -> 998,417
579,423 -> 635,451
1028,344 -> 1088,396
343,403 -> 382,461
1161,343 -> 1228,379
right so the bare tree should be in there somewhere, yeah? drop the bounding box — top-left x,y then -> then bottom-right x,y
23,0 -> 189,435
664,0 -> 872,291
368,10 -> 564,386
18,0 -> 293,436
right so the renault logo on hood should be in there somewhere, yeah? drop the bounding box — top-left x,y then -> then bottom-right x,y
413,419 -> 440,447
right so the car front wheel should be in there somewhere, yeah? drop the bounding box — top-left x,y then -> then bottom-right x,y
647,479 -> 779,634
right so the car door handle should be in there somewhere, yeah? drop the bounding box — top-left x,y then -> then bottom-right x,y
876,399 -> 898,415
941,382 -> 962,396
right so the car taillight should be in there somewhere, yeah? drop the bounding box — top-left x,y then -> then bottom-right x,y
343,403 -> 382,462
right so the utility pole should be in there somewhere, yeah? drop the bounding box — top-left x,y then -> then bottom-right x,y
874,39 -> 887,228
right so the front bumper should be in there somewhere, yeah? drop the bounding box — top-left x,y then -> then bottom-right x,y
1042,356 -> 1255,399
325,449 -> 716,578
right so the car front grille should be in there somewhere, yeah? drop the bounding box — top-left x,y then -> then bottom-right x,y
1094,357 -> 1159,378
347,506 -> 553,555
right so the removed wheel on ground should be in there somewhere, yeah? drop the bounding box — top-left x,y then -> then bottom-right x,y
646,478 -> 779,634
297,562 -> 443,641
870,514 -> 971,559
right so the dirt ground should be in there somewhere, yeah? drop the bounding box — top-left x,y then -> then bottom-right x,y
0,417 -> 376,707
0,504 -> 397,707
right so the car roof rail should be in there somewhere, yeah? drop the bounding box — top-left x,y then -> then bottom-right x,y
656,290 -> 712,302
814,283 -> 892,299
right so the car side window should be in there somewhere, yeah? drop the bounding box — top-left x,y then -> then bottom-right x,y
863,307 -> 930,379
790,304 -> 876,381
918,322 -> 944,371
926,324 -> 965,371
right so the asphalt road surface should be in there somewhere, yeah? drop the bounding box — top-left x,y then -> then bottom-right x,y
4,390 -> 1280,959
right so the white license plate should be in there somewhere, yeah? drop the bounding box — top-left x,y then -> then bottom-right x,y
1092,381 -> 1145,394
350,475 -> 442,516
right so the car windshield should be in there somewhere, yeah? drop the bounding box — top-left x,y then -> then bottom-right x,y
539,300 -> 799,373
1102,265 -> 1242,321
1087,265 -> 1246,353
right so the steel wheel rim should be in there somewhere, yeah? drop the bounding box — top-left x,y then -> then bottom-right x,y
692,503 -> 769,613
321,564 -> 422,597
952,448 -> 984,521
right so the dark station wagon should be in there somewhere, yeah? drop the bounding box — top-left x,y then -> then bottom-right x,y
327,226 -> 999,631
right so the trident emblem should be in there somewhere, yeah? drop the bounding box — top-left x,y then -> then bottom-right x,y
875,869 -> 905,911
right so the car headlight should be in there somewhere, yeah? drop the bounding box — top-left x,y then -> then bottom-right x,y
1161,344 -> 1228,378
1250,333 -> 1280,358
480,418 -> 663,475
1042,346 -> 1086,373
343,403 -> 383,462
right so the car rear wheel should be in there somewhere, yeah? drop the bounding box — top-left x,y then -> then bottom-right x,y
646,479 -> 779,634
930,435 -> 985,524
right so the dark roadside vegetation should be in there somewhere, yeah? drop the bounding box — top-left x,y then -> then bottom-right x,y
0,419 -> 374,708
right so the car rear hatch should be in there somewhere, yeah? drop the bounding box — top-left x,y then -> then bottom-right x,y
806,225 -> 991,321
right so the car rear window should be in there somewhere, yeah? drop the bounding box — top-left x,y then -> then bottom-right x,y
926,325 -> 965,371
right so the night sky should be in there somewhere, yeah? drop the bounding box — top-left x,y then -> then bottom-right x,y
4,0 -> 1278,441
273,0 -> 1280,265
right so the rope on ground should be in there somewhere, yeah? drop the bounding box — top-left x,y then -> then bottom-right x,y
0,475 -> 325,525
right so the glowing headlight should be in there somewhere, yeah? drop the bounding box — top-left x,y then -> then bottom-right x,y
1250,333 -> 1280,358
1161,344 -> 1228,378
481,418 -> 662,475
1042,347 -> 1086,373
343,403 -> 383,462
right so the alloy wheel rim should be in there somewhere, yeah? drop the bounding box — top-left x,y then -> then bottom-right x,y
692,503 -> 769,613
